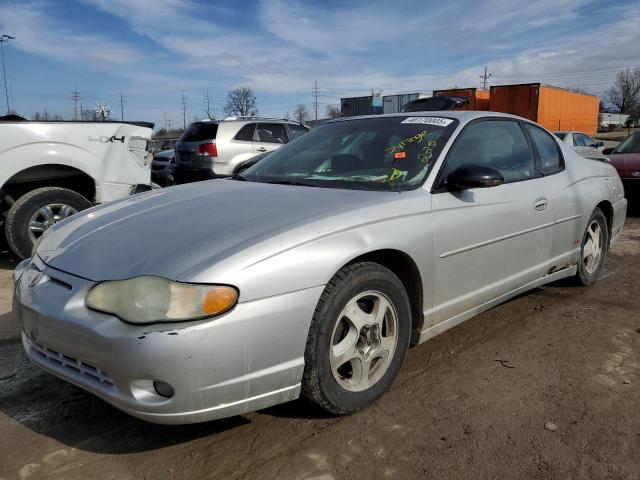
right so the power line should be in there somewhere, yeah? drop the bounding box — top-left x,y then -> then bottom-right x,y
312,80 -> 319,123
71,85 -> 80,120
180,92 -> 187,129
119,92 -> 125,121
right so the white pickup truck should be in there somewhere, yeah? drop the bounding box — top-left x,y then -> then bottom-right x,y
0,116 -> 154,258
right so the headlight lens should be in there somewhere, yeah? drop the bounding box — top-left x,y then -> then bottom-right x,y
86,276 -> 238,324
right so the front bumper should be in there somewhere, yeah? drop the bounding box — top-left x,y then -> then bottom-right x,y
14,257 -> 323,424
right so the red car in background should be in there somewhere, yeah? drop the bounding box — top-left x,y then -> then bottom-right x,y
603,132 -> 640,202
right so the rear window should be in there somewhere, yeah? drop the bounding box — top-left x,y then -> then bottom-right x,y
615,133 -> 640,154
526,124 -> 563,174
180,122 -> 218,142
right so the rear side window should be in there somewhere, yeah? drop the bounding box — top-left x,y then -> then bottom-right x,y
257,123 -> 288,144
442,120 -> 537,184
573,134 -> 590,147
288,124 -> 309,140
525,124 -> 563,174
554,132 -> 566,141
181,122 -> 218,142
234,123 -> 255,141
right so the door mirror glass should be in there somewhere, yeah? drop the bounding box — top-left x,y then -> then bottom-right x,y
601,147 -> 614,155
447,164 -> 504,190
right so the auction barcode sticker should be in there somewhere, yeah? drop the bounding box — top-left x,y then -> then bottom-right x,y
401,117 -> 454,126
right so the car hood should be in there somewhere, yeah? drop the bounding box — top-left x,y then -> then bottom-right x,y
38,180 -> 399,281
153,149 -> 174,159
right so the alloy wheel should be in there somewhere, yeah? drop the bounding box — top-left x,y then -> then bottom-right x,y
28,204 -> 77,243
329,291 -> 398,392
583,220 -> 603,274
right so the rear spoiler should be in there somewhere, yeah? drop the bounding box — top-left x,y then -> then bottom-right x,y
401,96 -> 470,112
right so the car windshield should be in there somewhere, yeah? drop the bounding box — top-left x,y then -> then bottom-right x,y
615,133 -> 640,154
242,116 -> 457,190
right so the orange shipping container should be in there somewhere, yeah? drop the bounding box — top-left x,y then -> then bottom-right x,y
433,88 -> 490,111
489,83 -> 599,135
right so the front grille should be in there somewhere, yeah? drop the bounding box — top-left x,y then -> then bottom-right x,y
26,336 -> 114,387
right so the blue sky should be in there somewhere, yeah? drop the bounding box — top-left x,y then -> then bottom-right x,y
0,0 -> 638,130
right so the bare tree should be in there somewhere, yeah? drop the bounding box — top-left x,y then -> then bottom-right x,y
293,104 -> 309,124
81,108 -> 99,121
605,68 -> 640,114
32,111 -> 64,121
283,111 -> 290,120
223,87 -> 258,116
325,104 -> 340,118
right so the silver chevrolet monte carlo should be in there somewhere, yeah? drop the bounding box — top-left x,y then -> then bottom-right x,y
13,111 -> 627,424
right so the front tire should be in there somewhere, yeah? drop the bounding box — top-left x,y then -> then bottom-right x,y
5,187 -> 92,259
302,262 -> 411,415
574,207 -> 608,286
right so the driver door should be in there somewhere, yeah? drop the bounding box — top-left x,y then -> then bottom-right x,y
430,119 -> 554,324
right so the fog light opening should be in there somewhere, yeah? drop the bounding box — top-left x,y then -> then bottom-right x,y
153,380 -> 175,398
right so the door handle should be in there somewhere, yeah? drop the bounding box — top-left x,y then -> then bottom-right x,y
534,197 -> 548,211
256,147 -> 267,152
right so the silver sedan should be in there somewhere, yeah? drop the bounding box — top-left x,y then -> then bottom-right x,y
14,111 -> 627,424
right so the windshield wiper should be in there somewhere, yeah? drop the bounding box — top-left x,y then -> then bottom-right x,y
262,179 -> 313,187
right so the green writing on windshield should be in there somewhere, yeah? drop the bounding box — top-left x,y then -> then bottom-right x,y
385,130 -> 429,154
418,140 -> 437,164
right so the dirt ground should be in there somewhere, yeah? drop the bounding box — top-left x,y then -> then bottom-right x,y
1,213 -> 639,480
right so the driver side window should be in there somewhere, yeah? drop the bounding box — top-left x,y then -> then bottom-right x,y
442,120 -> 537,184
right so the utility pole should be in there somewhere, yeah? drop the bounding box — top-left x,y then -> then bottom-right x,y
1,34 -> 15,114
71,85 -> 80,120
163,111 -> 168,131
8,82 -> 14,112
119,92 -> 125,121
181,92 -> 187,129
166,119 -> 172,130
80,103 -> 83,120
479,66 -> 492,90
312,80 -> 319,123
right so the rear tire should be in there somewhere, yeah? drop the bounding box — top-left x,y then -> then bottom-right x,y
5,187 -> 92,259
573,207 -> 608,286
302,262 -> 411,415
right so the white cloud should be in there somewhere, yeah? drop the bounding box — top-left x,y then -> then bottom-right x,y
2,0 -> 639,124
0,2 -> 141,68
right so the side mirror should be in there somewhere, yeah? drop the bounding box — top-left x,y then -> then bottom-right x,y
601,147 -> 615,155
594,141 -> 604,148
447,164 -> 504,190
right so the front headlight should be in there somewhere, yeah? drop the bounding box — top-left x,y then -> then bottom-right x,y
86,276 -> 238,324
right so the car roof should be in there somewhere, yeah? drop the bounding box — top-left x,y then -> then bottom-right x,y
326,110 -> 534,125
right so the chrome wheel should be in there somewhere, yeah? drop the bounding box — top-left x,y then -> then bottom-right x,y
28,204 -> 77,243
583,220 -> 603,274
330,291 -> 398,392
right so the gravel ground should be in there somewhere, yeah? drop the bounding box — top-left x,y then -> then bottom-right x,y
0,214 -> 639,480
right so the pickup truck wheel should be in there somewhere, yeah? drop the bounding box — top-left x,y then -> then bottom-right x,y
5,187 -> 92,259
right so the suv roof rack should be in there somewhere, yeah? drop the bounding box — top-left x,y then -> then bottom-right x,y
222,116 -> 291,122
